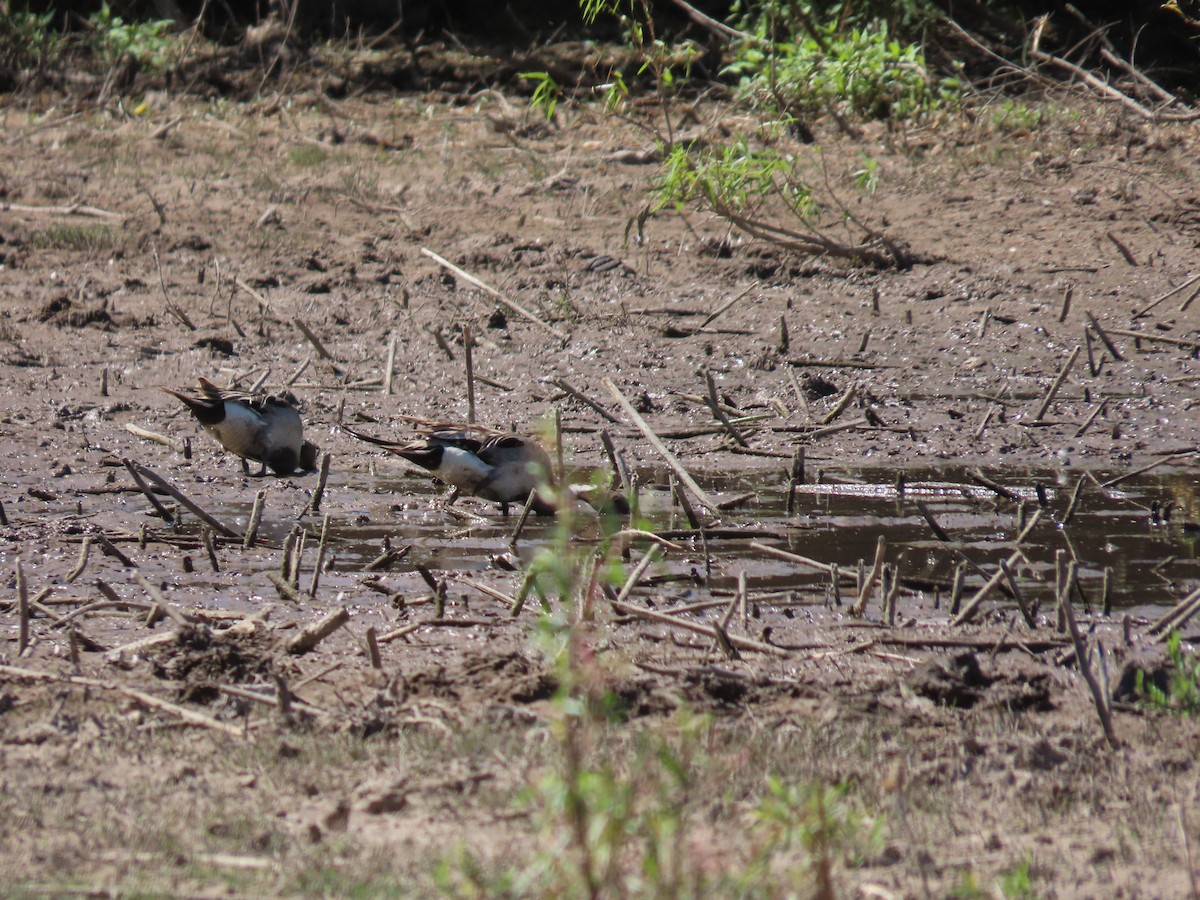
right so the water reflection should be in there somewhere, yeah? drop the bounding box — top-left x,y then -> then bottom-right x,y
211,464 -> 1200,612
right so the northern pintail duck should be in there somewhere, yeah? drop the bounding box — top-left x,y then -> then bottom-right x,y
164,377 -> 319,476
342,422 -> 557,515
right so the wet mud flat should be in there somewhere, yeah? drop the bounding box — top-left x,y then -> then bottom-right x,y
2,79 -> 1200,895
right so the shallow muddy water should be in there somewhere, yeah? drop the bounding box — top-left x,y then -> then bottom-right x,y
201,464 -> 1200,615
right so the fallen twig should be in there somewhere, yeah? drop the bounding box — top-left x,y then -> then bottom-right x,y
604,378 -> 721,516
421,247 -> 569,341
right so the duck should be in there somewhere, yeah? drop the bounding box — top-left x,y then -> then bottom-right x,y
163,377 -> 319,476
343,421 -> 630,518
342,422 -> 556,515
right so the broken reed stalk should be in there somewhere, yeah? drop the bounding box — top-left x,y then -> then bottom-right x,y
553,407 -> 565,491
604,378 -> 722,516
508,491 -> 538,547
152,246 -> 196,331
1034,345 -> 1081,421
66,537 -> 91,585
916,501 -> 952,542
749,541 -> 851,580
383,333 -> 397,395
509,566 -> 541,618
553,378 -> 621,424
122,457 -> 175,522
1073,400 -> 1107,438
1101,450 -> 1195,488
124,423 -> 184,453
1132,271 -> 1200,319
1148,586 -> 1200,638
267,570 -> 305,604
464,324 -> 476,424
610,600 -> 788,657
309,453 -> 331,515
309,514 -> 331,598
365,626 -> 382,669
1059,579 -> 1119,748
704,369 -> 749,447
364,543 -> 410,572
201,527 -> 220,573
126,461 -> 240,539
785,446 -> 805,515
243,489 -> 266,549
1061,475 -> 1086,525
1103,327 -> 1200,352
1085,312 -> 1124,361
998,558 -> 1036,626
287,607 -> 350,654
599,429 -> 629,490
294,318 -> 336,360
1059,285 -> 1073,322
948,561 -> 967,615
96,531 -> 136,568
133,571 -> 189,625
851,535 -> 887,616
700,282 -> 756,329
614,546 -> 663,605
420,247 -> 570,341
820,382 -> 857,426
0,665 -> 244,737
881,565 -> 898,626
16,559 -> 29,655
966,468 -> 1019,502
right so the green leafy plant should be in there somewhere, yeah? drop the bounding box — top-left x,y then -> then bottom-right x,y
750,776 -> 883,895
655,140 -> 908,267
852,154 -> 879,194
519,71 -> 561,121
1136,630 -> 1200,715
997,858 -> 1036,898
726,19 -> 958,121
31,224 -> 114,252
0,8 -> 65,72
89,3 -> 176,71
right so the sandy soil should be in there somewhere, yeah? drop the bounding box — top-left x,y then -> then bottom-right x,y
2,52 -> 1200,896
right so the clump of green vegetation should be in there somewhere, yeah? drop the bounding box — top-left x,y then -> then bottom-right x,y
88,3 -> 177,71
31,224 -> 114,252
1136,630 -> 1200,715
519,71 -> 562,121
990,99 -> 1045,132
0,8 -> 65,72
726,19 -> 958,121
287,144 -> 329,167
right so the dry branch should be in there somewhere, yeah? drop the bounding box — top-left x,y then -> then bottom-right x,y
603,378 -> 722,516
421,247 -> 569,341
287,607 -> 351,654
